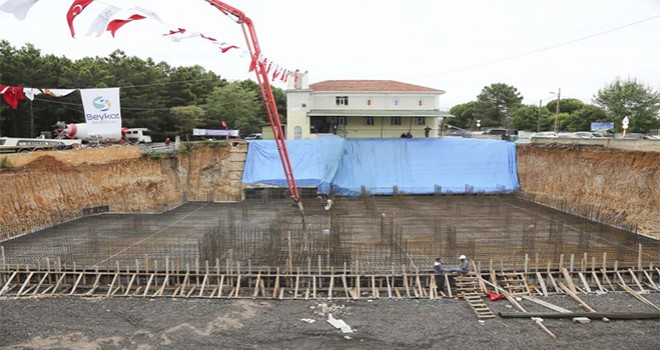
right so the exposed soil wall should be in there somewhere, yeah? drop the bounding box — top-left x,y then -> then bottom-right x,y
0,143 -> 246,241
517,144 -> 659,237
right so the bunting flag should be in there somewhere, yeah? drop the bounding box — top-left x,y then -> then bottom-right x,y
163,28 -> 186,36
166,32 -> 198,42
106,14 -> 145,38
66,0 -> 94,38
0,85 -> 25,109
220,45 -> 238,53
86,5 -> 120,37
40,88 -> 76,97
0,0 -> 39,20
199,33 -> 217,42
130,6 -> 162,23
23,87 -> 39,101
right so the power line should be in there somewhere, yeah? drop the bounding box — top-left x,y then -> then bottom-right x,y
406,13 -> 660,80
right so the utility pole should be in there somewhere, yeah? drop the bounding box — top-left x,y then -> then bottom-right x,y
537,99 -> 542,132
553,88 -> 561,134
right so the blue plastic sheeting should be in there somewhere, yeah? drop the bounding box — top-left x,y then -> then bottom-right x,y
242,138 -> 519,196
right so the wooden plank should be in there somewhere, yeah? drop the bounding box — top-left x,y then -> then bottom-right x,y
234,275 -> 242,298
558,282 -> 596,313
198,274 -> 209,297
328,275 -> 334,300
642,270 -> 659,291
124,273 -> 137,296
371,275 -> 379,299
627,269 -> 644,291
52,272 -> 68,296
522,296 -> 573,313
561,268 -> 577,294
0,271 -> 17,295
68,272 -> 84,296
155,274 -> 170,297
253,273 -> 262,298
142,273 -> 155,297
619,283 -> 660,311
600,269 -> 615,291
591,271 -> 606,293
85,273 -> 102,296
17,272 -> 34,296
577,272 -> 592,293
535,272 -> 548,296
386,276 -> 392,299
216,275 -> 225,298
32,273 -> 49,296
341,275 -> 351,300
547,273 -> 559,293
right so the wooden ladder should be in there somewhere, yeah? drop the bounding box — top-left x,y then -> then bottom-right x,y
455,276 -> 495,319
500,272 -> 530,296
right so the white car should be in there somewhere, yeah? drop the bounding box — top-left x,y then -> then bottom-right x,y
244,133 -> 262,140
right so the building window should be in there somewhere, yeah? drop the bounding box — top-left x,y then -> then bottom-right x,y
294,126 -> 302,140
364,117 -> 374,126
393,98 -> 400,106
391,117 -> 402,126
337,117 -> 346,126
336,96 -> 349,106
418,99 -> 423,106
415,117 -> 425,126
367,99 -> 372,106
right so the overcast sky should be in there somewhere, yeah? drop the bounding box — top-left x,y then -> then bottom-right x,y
1,0 -> 659,111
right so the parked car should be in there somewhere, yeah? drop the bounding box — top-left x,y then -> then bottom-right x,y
244,133 -> 262,140
572,132 -> 594,138
622,133 -> 659,140
482,128 -> 518,141
531,131 -> 557,138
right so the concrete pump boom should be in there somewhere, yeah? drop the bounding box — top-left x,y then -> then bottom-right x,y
205,1 -> 303,208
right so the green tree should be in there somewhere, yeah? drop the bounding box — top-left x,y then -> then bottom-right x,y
546,98 -> 585,115
510,104 -> 552,131
449,101 -> 479,129
204,82 -> 261,133
562,105 -> 608,132
170,105 -> 205,136
474,83 -> 523,128
593,78 -> 660,133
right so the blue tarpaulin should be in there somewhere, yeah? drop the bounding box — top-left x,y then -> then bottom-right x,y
242,138 -> 519,196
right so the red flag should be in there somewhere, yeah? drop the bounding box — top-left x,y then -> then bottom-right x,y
200,33 -> 217,42
0,85 -> 25,109
66,0 -> 94,38
220,45 -> 238,53
248,58 -> 257,72
163,28 -> 186,36
106,14 -> 146,38
221,121 -> 227,128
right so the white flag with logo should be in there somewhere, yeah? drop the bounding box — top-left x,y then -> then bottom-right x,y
80,88 -> 122,137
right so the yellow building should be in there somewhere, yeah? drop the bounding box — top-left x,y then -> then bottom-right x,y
283,72 -> 452,139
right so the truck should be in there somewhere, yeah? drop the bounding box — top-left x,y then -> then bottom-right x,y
53,121 -> 152,145
0,136 -> 82,153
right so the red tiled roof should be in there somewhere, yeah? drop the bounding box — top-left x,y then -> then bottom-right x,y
309,80 -> 443,92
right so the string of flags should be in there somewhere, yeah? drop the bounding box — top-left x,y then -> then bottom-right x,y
0,0 -> 302,101
0,86 -> 76,109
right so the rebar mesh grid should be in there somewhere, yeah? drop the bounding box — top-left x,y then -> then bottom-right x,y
1,194 -> 658,273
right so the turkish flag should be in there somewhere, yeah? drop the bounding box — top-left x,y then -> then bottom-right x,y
106,14 -> 146,38
66,0 -> 94,38
0,85 -> 26,109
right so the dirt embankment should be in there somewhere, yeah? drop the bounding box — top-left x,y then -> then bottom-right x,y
0,143 -> 246,241
517,144 -> 659,236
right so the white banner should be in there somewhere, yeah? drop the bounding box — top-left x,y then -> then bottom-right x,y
80,88 -> 122,137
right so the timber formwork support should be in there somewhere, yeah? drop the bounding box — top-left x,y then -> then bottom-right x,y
1,261 -> 658,300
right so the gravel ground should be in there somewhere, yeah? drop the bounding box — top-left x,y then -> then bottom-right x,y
0,293 -> 658,350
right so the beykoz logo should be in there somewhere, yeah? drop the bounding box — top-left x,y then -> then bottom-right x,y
93,96 -> 112,111
86,96 -> 119,122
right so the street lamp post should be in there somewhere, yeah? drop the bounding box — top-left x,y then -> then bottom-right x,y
537,99 -> 542,132
476,120 -> 481,131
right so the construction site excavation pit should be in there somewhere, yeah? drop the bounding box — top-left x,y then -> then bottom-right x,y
2,192 -> 657,276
